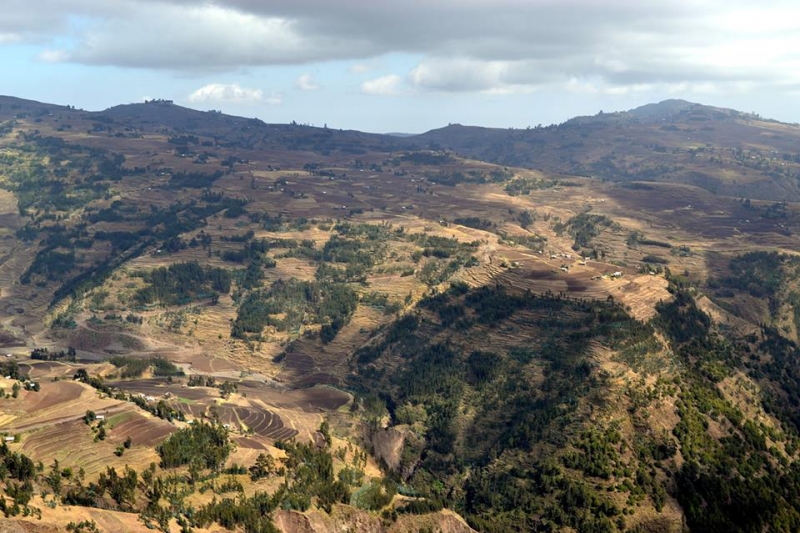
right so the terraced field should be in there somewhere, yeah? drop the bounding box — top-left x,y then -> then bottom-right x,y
0,380 -> 121,431
238,381 -> 351,413
215,404 -> 297,441
104,376 -> 349,444
16,414 -> 162,477
105,410 -> 176,447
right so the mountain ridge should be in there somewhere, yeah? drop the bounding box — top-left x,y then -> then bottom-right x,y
2,93 -> 794,134
5,93 -> 800,201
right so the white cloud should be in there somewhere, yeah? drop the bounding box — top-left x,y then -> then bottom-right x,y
0,33 -> 22,44
188,83 -> 264,104
361,75 -> 403,96
37,49 -> 68,63
348,63 -> 371,74
265,92 -> 283,106
295,73 -> 319,91
44,3 -> 366,71
408,58 -> 512,92
4,1 -> 800,97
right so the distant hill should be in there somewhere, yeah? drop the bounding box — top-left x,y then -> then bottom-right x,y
4,94 -> 800,200
0,95 -> 407,156
414,100 -> 800,201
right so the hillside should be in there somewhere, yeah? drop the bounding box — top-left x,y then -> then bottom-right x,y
350,282 -> 800,532
1,95 -> 800,531
415,100 -> 800,201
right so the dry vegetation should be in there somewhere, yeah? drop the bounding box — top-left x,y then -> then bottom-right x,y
2,96 -> 800,531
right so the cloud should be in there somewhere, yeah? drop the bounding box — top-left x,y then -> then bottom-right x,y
0,33 -> 22,44
408,58 -> 512,92
33,3 -> 369,71
265,93 -> 283,106
295,73 -> 319,91
4,0 -> 800,95
38,49 -> 68,63
188,83 -> 264,104
361,75 -> 403,96
348,63 -> 371,74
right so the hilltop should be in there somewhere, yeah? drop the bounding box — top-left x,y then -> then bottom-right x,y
417,99 -> 800,201
6,95 -> 800,201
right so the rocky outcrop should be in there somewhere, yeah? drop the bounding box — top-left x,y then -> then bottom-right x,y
274,506 -> 476,533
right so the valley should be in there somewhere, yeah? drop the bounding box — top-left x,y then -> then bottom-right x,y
0,96 -> 800,532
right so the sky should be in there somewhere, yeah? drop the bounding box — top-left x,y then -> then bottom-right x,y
2,0 -> 800,133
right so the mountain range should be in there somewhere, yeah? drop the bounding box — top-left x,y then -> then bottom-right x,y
1,95 -> 800,532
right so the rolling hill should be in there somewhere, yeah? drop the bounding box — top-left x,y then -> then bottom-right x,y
416,99 -> 800,201
1,95 -> 800,532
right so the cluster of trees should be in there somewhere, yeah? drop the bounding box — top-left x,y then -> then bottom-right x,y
453,217 -> 493,231
553,212 -> 619,250
108,356 -> 184,379
0,360 -> 23,381
92,230 -> 139,252
148,422 -> 367,532
193,491 -> 281,533
134,261 -> 231,307
222,243 -> 279,270
187,375 -> 238,397
409,234 -> 479,260
0,415 -> 369,529
504,176 -> 561,195
59,464 -> 137,510
0,441 -> 37,517
30,346 -> 76,362
626,230 -> 672,249
20,248 -> 76,284
166,170 -> 224,189
157,423 -> 232,472
232,278 -> 357,343
708,251 -> 791,301
130,397 -> 185,423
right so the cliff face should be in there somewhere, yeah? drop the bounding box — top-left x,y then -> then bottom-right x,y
274,506 -> 476,533
275,506 -> 384,533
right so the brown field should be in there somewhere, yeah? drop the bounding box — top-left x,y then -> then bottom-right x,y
239,381 -> 351,412
0,380 -> 118,431
105,410 -> 176,447
15,414 -> 164,478
9,496 -> 228,533
106,375 -> 349,445
213,404 -> 297,441
0,377 -> 170,476
16,360 -> 77,379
